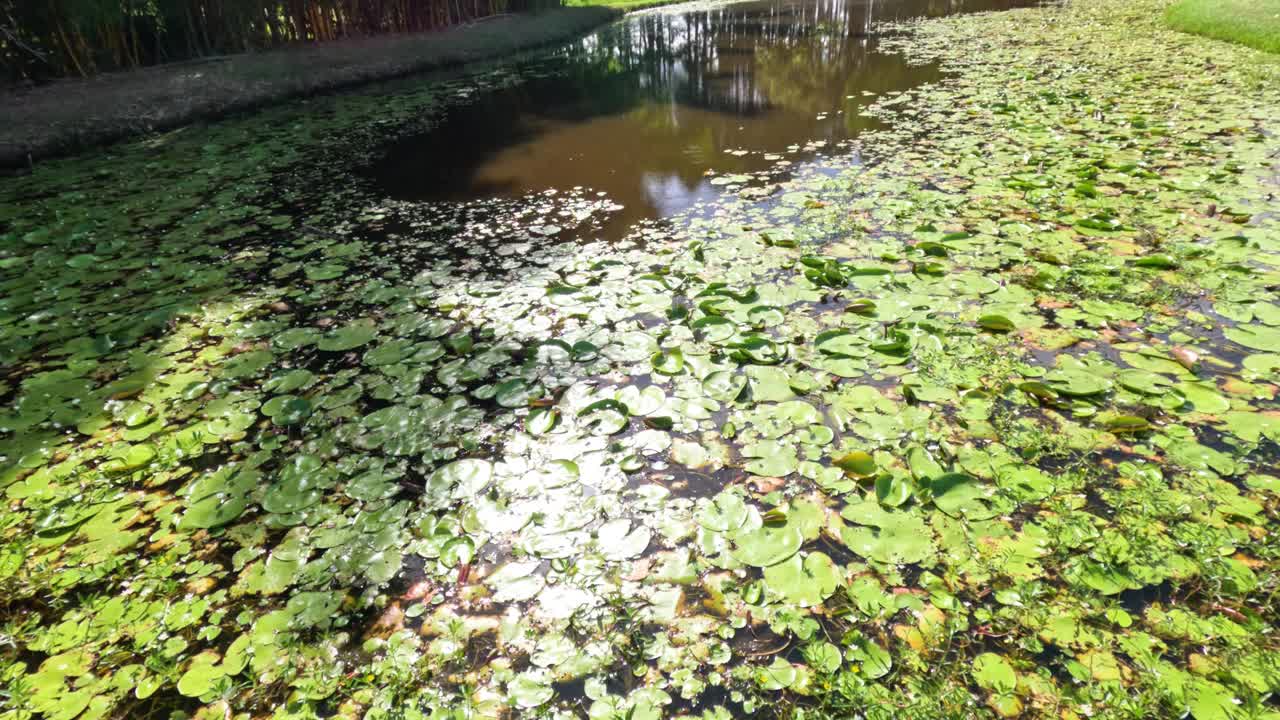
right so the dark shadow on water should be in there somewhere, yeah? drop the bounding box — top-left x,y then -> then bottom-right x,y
1119,580 -> 1175,615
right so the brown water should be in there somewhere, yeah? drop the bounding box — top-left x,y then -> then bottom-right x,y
368,0 -> 1042,229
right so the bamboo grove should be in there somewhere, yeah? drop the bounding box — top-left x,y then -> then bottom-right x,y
1,0 -> 562,82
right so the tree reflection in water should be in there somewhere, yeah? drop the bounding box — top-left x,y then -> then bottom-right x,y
368,0 -> 1042,232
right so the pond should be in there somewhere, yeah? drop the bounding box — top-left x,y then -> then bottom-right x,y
1,0 -> 1279,719
368,0 -> 1041,233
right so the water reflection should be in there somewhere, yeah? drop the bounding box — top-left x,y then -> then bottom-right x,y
368,0 -> 1040,229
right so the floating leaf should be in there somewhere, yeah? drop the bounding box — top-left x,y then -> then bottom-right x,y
598,519 -> 651,560
1103,415 -> 1152,434
846,634 -> 892,679
930,473 -> 997,520
973,653 -> 1017,694
508,671 -> 554,709
834,451 -> 877,478
763,552 -> 839,606
424,458 -> 493,508
742,440 -> 799,477
699,492 -> 750,533
176,651 -> 225,698
840,500 -> 934,565
875,473 -> 913,507
495,379 -> 540,408
651,348 -> 685,375
978,314 -> 1015,332
703,370 -> 747,402
1045,369 -> 1112,397
317,321 -> 377,351
731,523 -> 804,568
527,407 -> 559,435
1132,254 -> 1178,269
1116,369 -> 1173,395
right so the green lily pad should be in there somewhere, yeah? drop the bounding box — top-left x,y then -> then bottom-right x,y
527,407 -> 560,435
978,314 -> 1015,332
180,494 -> 248,530
930,472 -> 997,520
488,561 -> 545,602
973,652 -> 1017,693
262,395 -> 312,425
494,379 -> 541,408
875,473 -> 913,507
763,551 -> 839,606
1225,325 -> 1280,351
508,671 -> 554,709
804,641 -> 842,674
651,348 -> 685,375
840,500 -> 934,565
579,399 -> 630,436
1116,369 -> 1173,395
730,523 -> 804,567
176,651 -> 225,698
742,440 -> 799,477
317,320 -> 378,351
703,370 -> 747,402
424,458 -> 493,508
699,492 -> 750,533
1045,369 -> 1112,397
846,633 -> 892,679
598,519 -> 651,560
834,450 -> 877,478
262,454 -> 331,513
1103,415 -> 1152,434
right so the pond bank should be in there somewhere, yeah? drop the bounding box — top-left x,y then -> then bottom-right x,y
0,6 -> 618,170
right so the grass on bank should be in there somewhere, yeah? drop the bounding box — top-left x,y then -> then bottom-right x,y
566,0 -> 683,11
1165,0 -> 1280,54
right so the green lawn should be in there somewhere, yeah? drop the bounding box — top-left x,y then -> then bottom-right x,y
566,0 -> 682,11
1165,0 -> 1280,53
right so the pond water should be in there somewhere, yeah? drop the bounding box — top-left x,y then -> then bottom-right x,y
368,0 -> 1041,231
5,0 -> 1279,718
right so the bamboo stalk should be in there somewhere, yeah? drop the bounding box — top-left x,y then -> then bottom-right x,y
11,0 -> 529,79
52,15 -> 89,77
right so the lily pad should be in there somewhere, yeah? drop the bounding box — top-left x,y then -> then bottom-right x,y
317,321 -> 378,351
423,458 -> 493,508
840,500 -> 935,565
763,551 -> 840,606
973,652 -> 1017,694
1045,369 -> 1112,397
930,473 -> 997,520
834,450 -> 877,478
730,523 -> 804,568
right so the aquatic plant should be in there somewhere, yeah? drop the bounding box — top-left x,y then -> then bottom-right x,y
1,0 -> 1279,719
